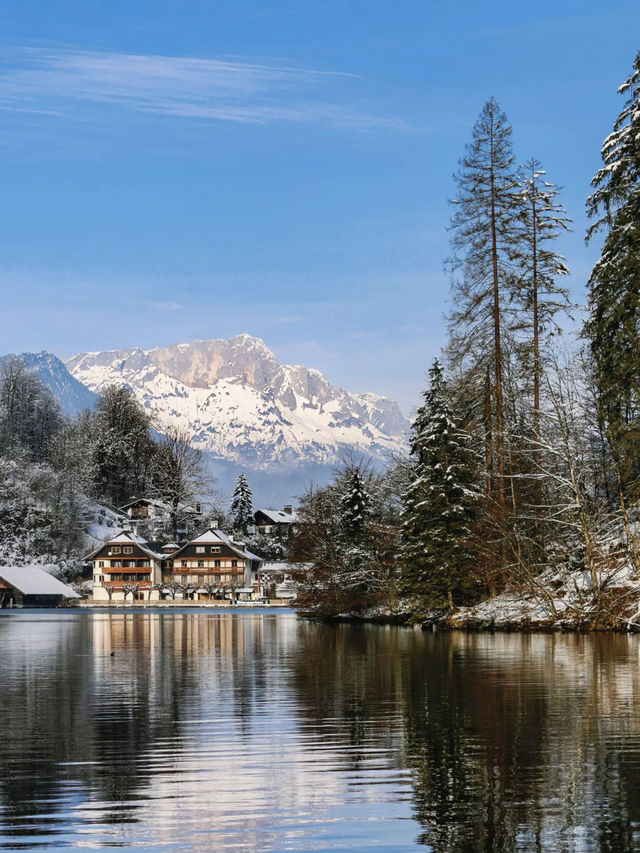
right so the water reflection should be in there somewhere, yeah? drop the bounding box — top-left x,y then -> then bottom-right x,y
1,612 -> 640,850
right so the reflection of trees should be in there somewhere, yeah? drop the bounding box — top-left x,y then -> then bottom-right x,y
5,614 -> 640,850
289,623 -> 640,851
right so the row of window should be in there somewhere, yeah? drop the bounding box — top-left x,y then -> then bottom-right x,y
195,546 -> 221,553
179,559 -> 238,568
96,573 -> 150,583
181,574 -> 237,585
98,560 -> 150,568
107,546 -> 135,555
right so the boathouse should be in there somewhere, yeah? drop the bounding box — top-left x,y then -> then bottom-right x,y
0,566 -> 80,608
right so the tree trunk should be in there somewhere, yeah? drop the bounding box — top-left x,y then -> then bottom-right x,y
489,121 -> 507,517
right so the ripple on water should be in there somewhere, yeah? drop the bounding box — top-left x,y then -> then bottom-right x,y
2,612 -> 640,851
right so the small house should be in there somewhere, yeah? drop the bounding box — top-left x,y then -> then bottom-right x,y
254,506 -> 298,539
0,566 -> 80,608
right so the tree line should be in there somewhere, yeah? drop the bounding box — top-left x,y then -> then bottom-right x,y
0,362 -> 209,571
291,51 -> 640,625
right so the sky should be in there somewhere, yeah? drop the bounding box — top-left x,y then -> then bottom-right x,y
0,1 -> 638,414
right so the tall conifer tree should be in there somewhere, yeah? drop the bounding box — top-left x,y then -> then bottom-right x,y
231,472 -> 254,534
400,361 -> 478,611
448,99 -> 519,514
585,51 -> 640,493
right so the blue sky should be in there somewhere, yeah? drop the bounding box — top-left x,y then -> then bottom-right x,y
0,1 -> 638,412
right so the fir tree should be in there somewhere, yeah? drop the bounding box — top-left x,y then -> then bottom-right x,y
230,472 -> 254,533
585,51 -> 640,494
513,158 -> 572,421
400,360 -> 478,612
339,467 -> 371,543
510,160 -> 572,524
448,98 -> 519,514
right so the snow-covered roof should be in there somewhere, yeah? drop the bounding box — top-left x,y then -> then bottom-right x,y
84,530 -> 165,562
119,497 -> 170,511
255,509 -> 298,524
189,528 -> 226,544
173,528 -> 262,564
107,530 -> 150,545
0,565 -> 80,598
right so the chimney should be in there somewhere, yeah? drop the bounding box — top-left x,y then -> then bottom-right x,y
284,505 -> 292,515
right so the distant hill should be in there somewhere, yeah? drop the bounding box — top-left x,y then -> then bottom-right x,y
2,351 -> 98,416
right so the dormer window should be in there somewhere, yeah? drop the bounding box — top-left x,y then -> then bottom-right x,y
196,546 -> 205,554
210,546 -> 220,553
123,547 -> 133,554
111,547 -> 121,554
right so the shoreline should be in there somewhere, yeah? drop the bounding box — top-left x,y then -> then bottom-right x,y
70,599 -> 294,610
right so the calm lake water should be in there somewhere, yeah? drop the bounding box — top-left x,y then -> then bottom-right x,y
1,611 -> 640,852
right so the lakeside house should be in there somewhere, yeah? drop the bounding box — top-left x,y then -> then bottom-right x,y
119,496 -> 203,538
86,528 -> 263,603
253,506 -> 298,539
0,566 -> 80,608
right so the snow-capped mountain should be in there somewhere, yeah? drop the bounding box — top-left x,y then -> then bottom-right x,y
3,351 -> 98,416
65,335 -> 409,471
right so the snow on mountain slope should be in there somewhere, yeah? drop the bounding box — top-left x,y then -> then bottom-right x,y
65,335 -> 409,469
2,351 -> 98,416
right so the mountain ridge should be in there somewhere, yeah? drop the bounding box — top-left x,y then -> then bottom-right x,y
64,334 -> 409,472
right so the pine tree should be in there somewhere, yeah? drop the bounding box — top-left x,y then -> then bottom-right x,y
340,467 -> 371,543
400,361 -> 478,612
448,99 -> 520,514
510,160 -> 572,525
513,158 -> 572,421
585,51 -> 640,494
230,472 -> 254,534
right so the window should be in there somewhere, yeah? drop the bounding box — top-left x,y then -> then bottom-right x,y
111,547 -> 121,554
196,546 -> 205,554
98,561 -> 104,568
181,560 -> 188,568
214,560 -> 221,567
231,560 -> 238,567
123,546 -> 133,554
112,561 -> 122,568
197,560 -> 205,568
210,546 -> 220,553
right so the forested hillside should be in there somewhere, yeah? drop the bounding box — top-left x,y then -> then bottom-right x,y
0,357 -> 211,577
291,52 -> 640,630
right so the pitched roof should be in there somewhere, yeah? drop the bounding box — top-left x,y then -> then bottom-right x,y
0,565 -> 80,598
172,528 -> 262,564
189,528 -> 226,544
84,530 -> 165,562
255,508 -> 298,524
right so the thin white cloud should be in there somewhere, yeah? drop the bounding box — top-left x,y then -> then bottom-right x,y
0,47 -> 410,131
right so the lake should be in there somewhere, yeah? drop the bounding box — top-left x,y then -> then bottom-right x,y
1,610 -> 639,851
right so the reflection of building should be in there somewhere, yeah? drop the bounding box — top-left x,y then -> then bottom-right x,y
86,528 -> 263,603
260,562 -> 302,600
0,565 -> 80,608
